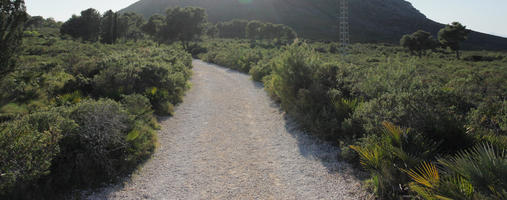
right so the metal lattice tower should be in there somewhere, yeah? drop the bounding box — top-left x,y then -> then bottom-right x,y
338,0 -> 350,54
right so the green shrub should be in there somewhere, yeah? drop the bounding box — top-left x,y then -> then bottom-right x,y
0,31 -> 190,197
92,48 -> 191,115
266,42 -> 318,111
353,89 -> 473,151
350,122 -> 441,198
0,111 -> 74,196
121,94 -> 158,166
121,94 -> 153,119
44,98 -> 158,192
200,39 -> 279,73
0,103 -> 29,121
121,94 -> 160,129
405,143 -> 507,199
186,43 -> 208,57
49,99 -> 131,189
125,119 -> 157,164
467,99 -> 506,135
265,44 -> 361,140
249,59 -> 274,82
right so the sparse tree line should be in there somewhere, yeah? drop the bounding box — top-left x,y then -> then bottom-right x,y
25,16 -> 61,29
59,7 -> 207,48
59,8 -> 298,49
401,22 -> 471,59
207,19 -> 297,41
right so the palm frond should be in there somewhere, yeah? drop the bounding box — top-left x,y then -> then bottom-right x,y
402,161 -> 440,189
438,142 -> 507,197
408,183 -> 453,200
382,121 -> 410,147
350,144 -> 383,171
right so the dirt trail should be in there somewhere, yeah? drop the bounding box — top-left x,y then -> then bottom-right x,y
85,60 -> 367,200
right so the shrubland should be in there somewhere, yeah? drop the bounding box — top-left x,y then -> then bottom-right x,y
0,24 -> 192,198
198,39 -> 507,199
2,1 -> 506,199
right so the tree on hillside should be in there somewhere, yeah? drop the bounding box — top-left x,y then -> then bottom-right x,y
0,0 -> 27,77
217,19 -> 248,39
118,12 -> 145,41
142,14 -> 165,41
217,19 -> 296,41
161,7 -> 207,49
43,17 -> 60,28
400,34 -> 415,52
205,23 -> 218,38
438,22 -> 471,59
400,30 -> 438,57
62,8 -> 148,44
61,8 -> 101,42
281,25 -> 297,41
26,15 -> 44,29
60,15 -> 82,39
80,8 -> 101,42
261,23 -> 280,39
26,16 -> 60,29
246,20 -> 264,40
100,10 -> 117,44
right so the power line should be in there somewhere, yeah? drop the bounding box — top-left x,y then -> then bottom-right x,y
338,0 -> 350,55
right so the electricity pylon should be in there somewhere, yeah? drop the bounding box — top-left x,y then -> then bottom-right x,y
338,0 -> 350,55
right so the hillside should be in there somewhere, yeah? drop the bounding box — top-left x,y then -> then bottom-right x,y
121,0 -> 507,50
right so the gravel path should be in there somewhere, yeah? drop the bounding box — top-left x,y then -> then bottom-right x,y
85,60 -> 368,200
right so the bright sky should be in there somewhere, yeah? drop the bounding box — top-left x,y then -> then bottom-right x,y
406,0 -> 507,37
26,0 -> 507,37
25,0 -> 139,20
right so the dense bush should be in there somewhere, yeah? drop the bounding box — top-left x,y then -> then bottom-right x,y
44,98 -> 157,191
93,47 -> 191,115
264,43 -> 363,141
0,111 -> 73,197
350,122 -> 441,197
49,100 -> 131,189
121,94 -> 159,160
200,39 -> 282,74
249,58 -> 275,82
352,89 -> 474,151
0,28 -> 192,198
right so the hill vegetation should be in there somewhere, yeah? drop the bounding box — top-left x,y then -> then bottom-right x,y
122,0 -> 507,50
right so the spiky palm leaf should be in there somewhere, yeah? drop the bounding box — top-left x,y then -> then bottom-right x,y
350,144 -> 383,171
402,162 -> 440,189
408,183 -> 453,200
439,143 -> 507,198
450,176 -> 474,197
436,176 -> 475,199
382,121 -> 411,148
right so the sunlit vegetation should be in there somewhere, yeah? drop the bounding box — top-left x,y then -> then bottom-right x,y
198,38 -> 507,199
0,1 -> 193,198
0,31 -> 192,198
2,0 -> 507,199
